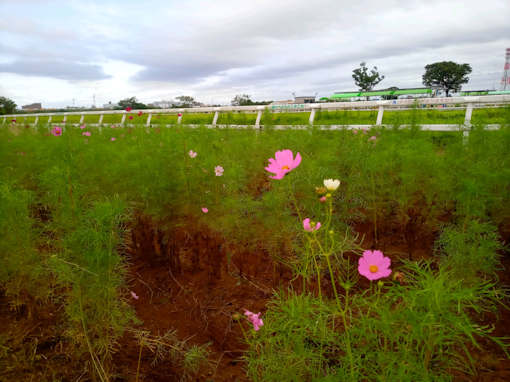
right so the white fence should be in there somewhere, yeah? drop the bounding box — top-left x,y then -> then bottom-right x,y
2,95 -> 509,132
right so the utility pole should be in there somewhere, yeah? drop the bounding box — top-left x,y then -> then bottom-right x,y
501,48 -> 510,91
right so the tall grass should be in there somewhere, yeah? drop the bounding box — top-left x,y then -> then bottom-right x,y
1,119 -> 509,380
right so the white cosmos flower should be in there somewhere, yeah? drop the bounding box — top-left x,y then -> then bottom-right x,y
323,179 -> 340,191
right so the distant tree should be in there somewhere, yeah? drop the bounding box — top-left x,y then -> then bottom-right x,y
231,94 -> 253,106
175,96 -> 198,108
422,61 -> 472,97
231,95 -> 273,106
382,86 -> 399,100
0,96 -> 17,114
117,97 -> 147,109
352,62 -> 385,91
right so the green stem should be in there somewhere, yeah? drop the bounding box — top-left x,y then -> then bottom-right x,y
325,254 -> 341,311
311,251 -> 322,302
370,172 -> 378,244
340,309 -> 355,380
135,342 -> 143,382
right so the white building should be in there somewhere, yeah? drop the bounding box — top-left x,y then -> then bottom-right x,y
103,101 -> 118,109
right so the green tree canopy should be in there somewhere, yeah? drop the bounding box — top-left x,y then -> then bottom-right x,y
231,94 -> 254,106
422,61 -> 472,97
0,96 -> 17,115
117,97 -> 147,110
352,62 -> 385,91
174,96 -> 199,108
231,94 -> 272,106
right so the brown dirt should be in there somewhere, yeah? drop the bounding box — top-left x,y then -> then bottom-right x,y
2,207 -> 509,381
0,292 -> 85,381
111,209 -> 510,381
114,213 -> 293,381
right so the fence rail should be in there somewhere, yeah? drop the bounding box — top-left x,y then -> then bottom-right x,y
2,95 -> 509,131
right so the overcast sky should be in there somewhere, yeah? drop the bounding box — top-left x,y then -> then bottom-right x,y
1,0 -> 509,108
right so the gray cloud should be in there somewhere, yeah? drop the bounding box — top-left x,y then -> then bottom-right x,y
0,0 -> 509,106
110,0 -> 509,90
0,60 -> 111,81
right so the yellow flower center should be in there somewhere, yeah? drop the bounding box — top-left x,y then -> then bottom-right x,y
369,265 -> 378,273
281,165 -> 290,170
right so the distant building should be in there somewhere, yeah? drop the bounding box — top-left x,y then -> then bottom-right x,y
22,103 -> 42,111
328,88 -> 433,101
150,100 -> 174,109
270,96 -> 316,106
103,101 -> 118,109
269,100 -> 294,106
294,96 -> 316,103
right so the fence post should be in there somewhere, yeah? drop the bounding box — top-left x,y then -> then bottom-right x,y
463,103 -> 473,144
212,111 -> 219,126
34,116 -> 38,125
255,109 -> 263,128
98,113 -> 104,125
79,114 -> 85,124
376,105 -> 384,125
464,103 -> 473,125
146,113 -> 152,127
309,107 -> 316,125
1,117 -> 5,125
48,115 -> 52,124
63,114 -> 67,124
120,114 -> 126,126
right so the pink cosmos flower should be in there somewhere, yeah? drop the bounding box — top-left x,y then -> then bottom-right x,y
358,250 -> 392,281
111,137 -> 116,141
244,310 -> 264,331
130,291 -> 139,300
79,124 -> 86,129
361,128 -> 368,134
265,149 -> 302,180
215,165 -> 224,176
369,136 -> 377,141
303,218 -> 321,232
82,131 -> 91,136
201,207 -> 208,213
177,113 -> 182,117
319,196 -> 327,203
11,119 -> 16,123
125,107 -> 132,112
51,126 -> 63,136
352,129 -> 358,134
138,111 -> 143,116
128,115 -> 133,120
111,124 -> 116,128
189,150 -> 197,158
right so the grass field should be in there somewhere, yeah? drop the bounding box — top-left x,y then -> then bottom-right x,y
1,121 -> 510,381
